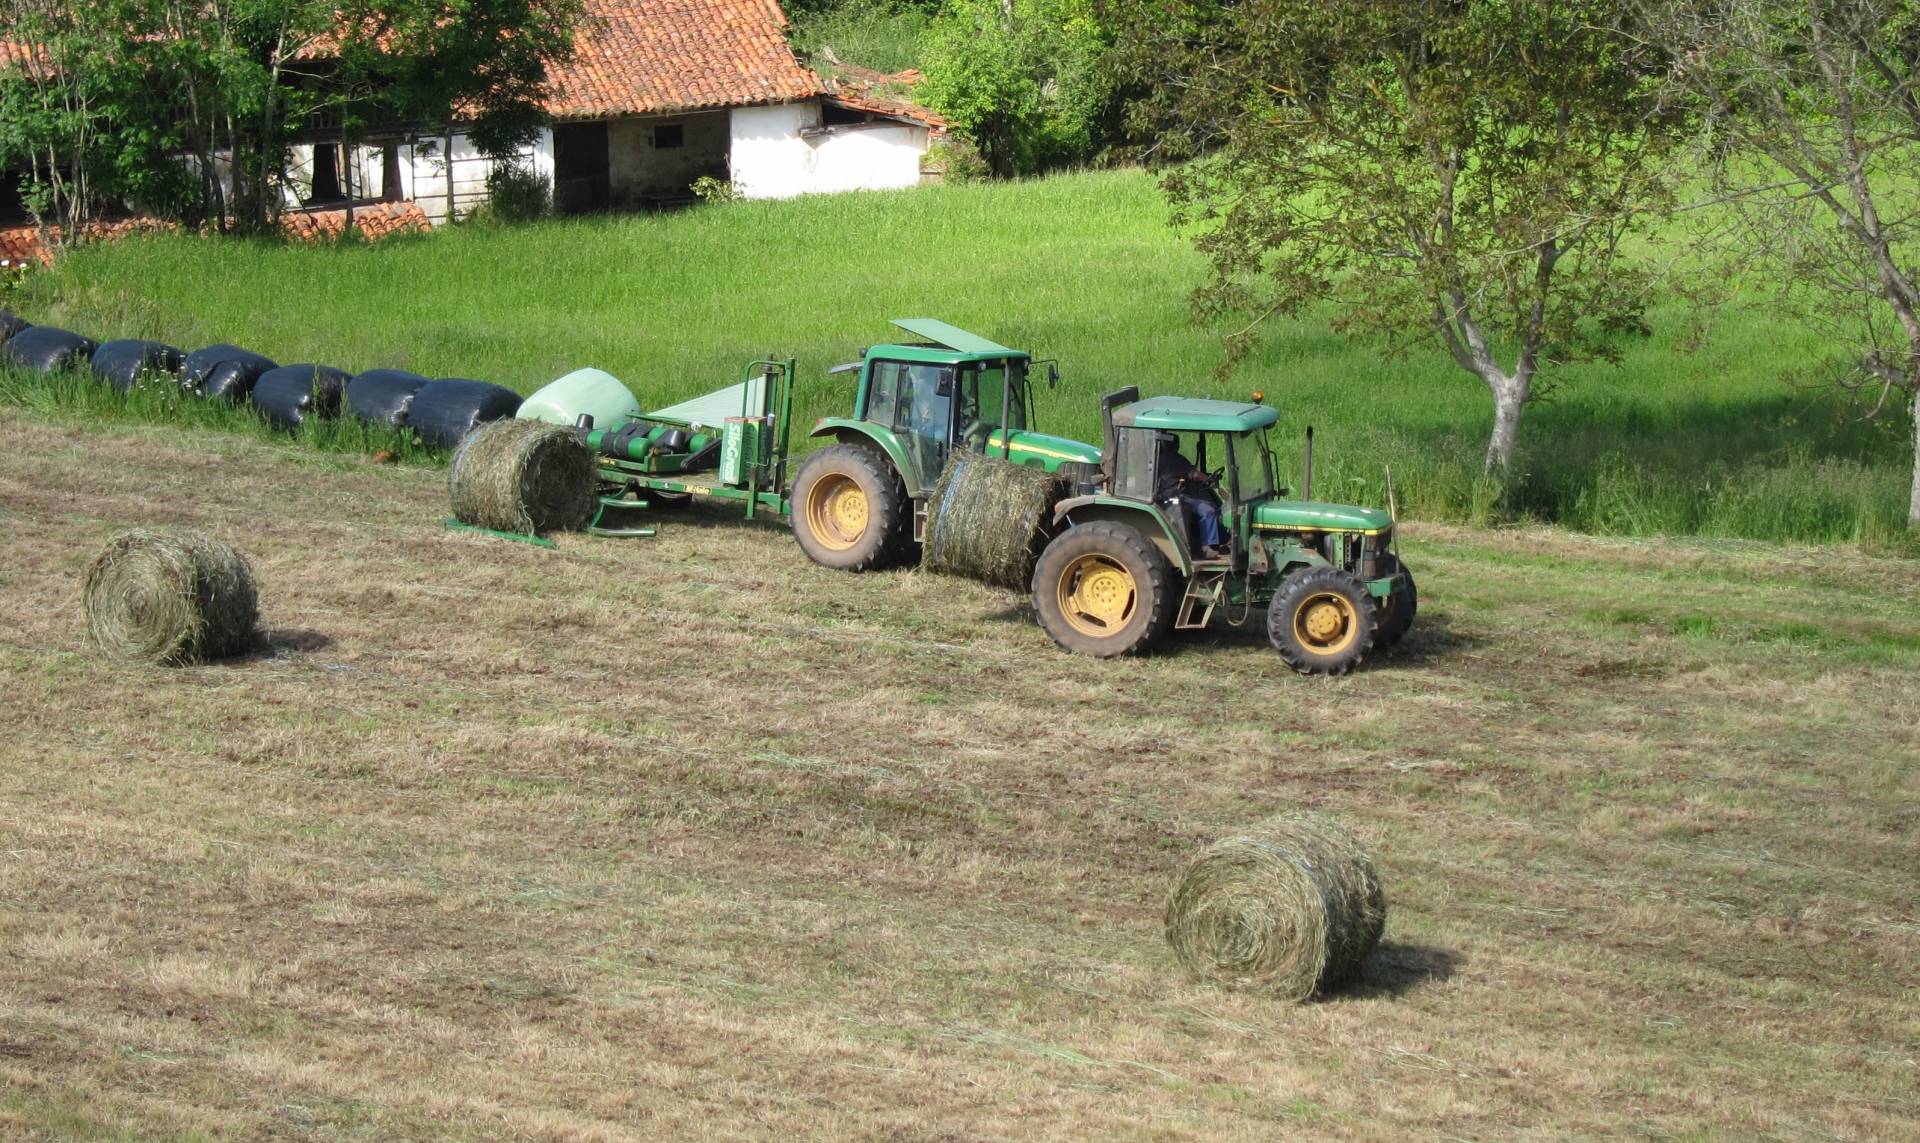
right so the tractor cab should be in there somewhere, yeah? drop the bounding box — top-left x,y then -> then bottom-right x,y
814,319 -> 1098,498
1101,392 -> 1281,563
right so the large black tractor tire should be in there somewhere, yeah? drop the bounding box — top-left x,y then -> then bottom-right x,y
790,443 -> 910,571
1373,566 -> 1418,649
1031,521 -> 1177,658
1269,566 -> 1377,676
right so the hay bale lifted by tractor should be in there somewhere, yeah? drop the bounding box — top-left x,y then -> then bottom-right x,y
500,318 -> 1415,674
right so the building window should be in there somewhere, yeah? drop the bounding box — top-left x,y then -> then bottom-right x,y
654,124 -> 684,149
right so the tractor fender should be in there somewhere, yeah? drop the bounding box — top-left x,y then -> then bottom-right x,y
1052,495 -> 1192,575
809,418 -> 916,493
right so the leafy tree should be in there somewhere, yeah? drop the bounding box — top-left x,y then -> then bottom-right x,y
1114,1 -> 1688,473
918,0 -> 1114,176
1,0 -> 582,236
1653,0 -> 1920,528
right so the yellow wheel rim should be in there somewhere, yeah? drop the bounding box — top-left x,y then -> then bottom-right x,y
806,473 -> 869,551
1293,591 -> 1360,655
1058,554 -> 1137,636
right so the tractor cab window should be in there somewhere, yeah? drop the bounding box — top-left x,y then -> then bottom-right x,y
863,361 -> 952,438
1227,430 -> 1275,504
1110,428 -> 1155,501
956,359 -> 1028,446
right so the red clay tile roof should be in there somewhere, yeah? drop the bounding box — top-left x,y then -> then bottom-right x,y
546,0 -> 824,119
6,0 -> 823,120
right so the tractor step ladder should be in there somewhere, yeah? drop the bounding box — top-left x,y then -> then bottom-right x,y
1176,566 -> 1229,629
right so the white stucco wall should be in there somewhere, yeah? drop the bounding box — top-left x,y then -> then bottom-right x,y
729,102 -> 931,199
728,103 -> 823,200
809,123 -> 930,193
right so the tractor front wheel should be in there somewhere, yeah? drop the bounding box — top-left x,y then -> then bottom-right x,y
1269,566 -> 1377,676
791,443 -> 909,571
1374,566 -> 1417,649
1031,521 -> 1176,658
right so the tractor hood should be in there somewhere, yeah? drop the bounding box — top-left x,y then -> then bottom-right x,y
1254,499 -> 1394,534
990,429 -> 1102,468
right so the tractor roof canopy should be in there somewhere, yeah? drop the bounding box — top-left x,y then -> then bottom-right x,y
871,318 -> 1031,365
1113,397 -> 1278,433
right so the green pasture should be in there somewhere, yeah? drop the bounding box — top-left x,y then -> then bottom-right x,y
10,168 -> 1915,546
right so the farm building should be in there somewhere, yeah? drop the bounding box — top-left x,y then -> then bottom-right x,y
1,0 -> 943,242
285,0 -> 944,223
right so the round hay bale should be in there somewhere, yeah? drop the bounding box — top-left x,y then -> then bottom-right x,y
1165,814 -> 1386,1000
448,418 -> 597,535
922,451 -> 1066,589
4,325 -> 99,373
183,344 -> 276,399
408,378 -> 525,449
346,368 -> 429,425
82,530 -> 260,664
253,364 -> 352,428
91,339 -> 186,392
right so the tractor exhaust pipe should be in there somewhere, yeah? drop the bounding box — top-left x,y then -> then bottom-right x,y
1302,425 -> 1314,501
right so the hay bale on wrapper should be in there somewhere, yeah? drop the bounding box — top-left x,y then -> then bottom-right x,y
922,452 -> 1067,589
448,417 -> 597,535
83,531 -> 260,664
1165,813 -> 1387,1001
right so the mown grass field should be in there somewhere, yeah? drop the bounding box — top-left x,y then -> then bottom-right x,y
2,403 -> 1917,1138
10,168 -> 1915,546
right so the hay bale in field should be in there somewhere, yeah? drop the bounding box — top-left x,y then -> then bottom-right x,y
0,311 -> 28,346
922,451 -> 1066,589
82,530 -> 260,664
448,417 -> 597,535
253,364 -> 352,428
408,378 -> 524,449
4,325 -> 98,373
1165,813 -> 1386,1000
183,344 -> 277,400
90,339 -> 186,392
345,368 -> 429,425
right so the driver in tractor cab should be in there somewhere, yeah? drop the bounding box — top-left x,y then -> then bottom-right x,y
1154,432 -> 1229,560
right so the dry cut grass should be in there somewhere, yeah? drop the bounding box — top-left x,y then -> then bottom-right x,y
0,406 -> 1916,1139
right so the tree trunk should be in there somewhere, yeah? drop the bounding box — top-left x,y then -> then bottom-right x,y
1911,388 -> 1920,529
1485,373 -> 1528,474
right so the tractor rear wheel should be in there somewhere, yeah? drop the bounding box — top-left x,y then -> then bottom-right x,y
791,443 -> 909,571
1373,567 -> 1417,648
1031,521 -> 1176,658
1269,566 -> 1376,676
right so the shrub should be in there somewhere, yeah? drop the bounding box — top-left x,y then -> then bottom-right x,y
484,163 -> 551,223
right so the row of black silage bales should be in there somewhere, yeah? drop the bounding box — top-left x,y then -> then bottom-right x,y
0,310 -> 524,450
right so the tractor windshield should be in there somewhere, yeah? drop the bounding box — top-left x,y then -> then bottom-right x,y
1228,430 -> 1275,505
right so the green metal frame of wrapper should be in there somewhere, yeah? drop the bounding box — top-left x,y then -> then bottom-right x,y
585,357 -> 796,535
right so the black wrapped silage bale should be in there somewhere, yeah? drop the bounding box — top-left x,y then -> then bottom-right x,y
0,311 -> 28,346
184,344 -> 277,401
407,378 -> 524,449
90,339 -> 186,392
345,368 -> 429,426
252,364 -> 352,429
2,326 -> 99,373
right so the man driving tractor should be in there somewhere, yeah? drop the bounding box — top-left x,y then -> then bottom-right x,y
1153,431 -> 1229,559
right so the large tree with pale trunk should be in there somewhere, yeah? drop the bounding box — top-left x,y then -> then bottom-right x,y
1652,0 -> 1920,528
1114,0 -> 1689,474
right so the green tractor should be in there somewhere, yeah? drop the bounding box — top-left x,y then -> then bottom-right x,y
790,318 -> 1100,569
1031,387 -> 1416,675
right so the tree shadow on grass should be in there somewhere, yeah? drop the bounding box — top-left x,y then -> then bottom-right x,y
1326,940 -> 1465,1002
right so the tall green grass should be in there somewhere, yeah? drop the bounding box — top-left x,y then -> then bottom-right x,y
11,169 -> 1915,547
